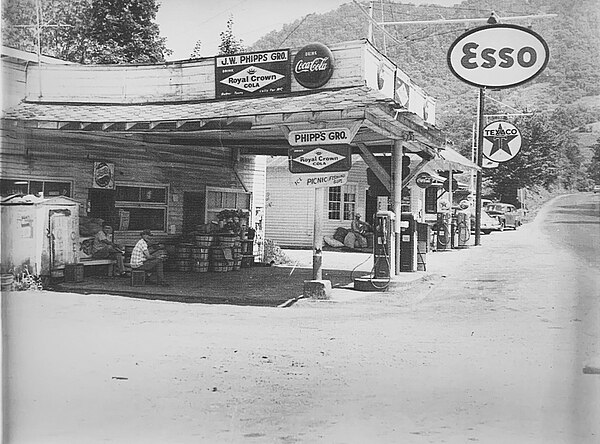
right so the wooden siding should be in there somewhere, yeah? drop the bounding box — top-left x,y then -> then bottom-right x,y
2,59 -> 26,110
0,126 -> 266,248
265,158 -> 369,248
24,41 -> 367,104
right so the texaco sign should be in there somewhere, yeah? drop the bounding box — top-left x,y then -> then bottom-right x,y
482,121 -> 522,163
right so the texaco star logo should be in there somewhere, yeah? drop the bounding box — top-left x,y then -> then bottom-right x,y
482,121 -> 522,163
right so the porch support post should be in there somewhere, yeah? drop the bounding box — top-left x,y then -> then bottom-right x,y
392,140 -> 403,275
312,187 -> 325,280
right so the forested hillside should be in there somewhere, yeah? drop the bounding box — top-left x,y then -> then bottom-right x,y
251,0 -> 600,200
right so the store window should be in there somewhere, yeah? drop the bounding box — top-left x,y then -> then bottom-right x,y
328,185 -> 357,221
0,178 -> 72,197
115,184 -> 168,231
205,187 -> 251,224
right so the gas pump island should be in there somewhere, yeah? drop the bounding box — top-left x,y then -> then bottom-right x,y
288,128 -> 421,296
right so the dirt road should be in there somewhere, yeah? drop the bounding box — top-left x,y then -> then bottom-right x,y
3,194 -> 599,443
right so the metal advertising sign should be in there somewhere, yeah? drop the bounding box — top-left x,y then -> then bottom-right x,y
215,49 -> 291,98
482,121 -> 522,163
290,171 -> 349,189
93,161 -> 115,189
292,43 -> 334,89
447,24 -> 549,89
288,146 -> 352,173
443,178 -> 459,192
415,172 -> 433,188
288,128 -> 353,146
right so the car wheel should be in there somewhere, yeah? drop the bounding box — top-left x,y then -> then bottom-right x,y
499,221 -> 505,232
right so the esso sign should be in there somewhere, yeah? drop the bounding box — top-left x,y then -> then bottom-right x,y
447,24 -> 549,89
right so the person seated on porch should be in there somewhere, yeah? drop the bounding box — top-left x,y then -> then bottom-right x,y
130,229 -> 169,286
92,223 -> 126,276
344,213 -> 372,249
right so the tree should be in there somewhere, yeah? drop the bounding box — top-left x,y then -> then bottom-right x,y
587,138 -> 600,184
484,114 -> 561,204
85,0 -> 171,63
218,15 -> 245,55
1,0 -> 171,64
190,39 -> 202,59
2,0 -> 90,62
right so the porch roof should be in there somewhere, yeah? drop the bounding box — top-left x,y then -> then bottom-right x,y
2,86 -> 445,158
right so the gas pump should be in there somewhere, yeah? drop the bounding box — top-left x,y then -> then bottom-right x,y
399,213 -> 417,272
373,210 -> 395,278
455,210 -> 470,248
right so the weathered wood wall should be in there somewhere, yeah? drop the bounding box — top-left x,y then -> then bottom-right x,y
25,41 -> 367,104
0,124 -> 265,247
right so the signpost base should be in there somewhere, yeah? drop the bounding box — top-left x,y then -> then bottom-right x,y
303,280 -> 332,300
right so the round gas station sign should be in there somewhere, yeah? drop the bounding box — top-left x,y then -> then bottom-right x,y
447,24 -> 549,89
482,121 -> 522,163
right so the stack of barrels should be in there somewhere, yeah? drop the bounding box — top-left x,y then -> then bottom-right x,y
174,243 -> 193,272
176,234 -> 252,273
192,234 -> 214,273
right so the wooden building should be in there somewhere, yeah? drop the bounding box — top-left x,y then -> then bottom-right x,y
1,40 -> 477,273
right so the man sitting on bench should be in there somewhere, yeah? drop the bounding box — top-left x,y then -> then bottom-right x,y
92,223 -> 126,276
130,229 -> 169,286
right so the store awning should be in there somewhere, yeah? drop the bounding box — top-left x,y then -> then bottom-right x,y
430,146 -> 480,173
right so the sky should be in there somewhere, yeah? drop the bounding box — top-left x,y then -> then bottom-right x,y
156,0 -> 459,60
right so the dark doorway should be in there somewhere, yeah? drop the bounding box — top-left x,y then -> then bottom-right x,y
183,192 -> 206,233
88,189 -> 116,226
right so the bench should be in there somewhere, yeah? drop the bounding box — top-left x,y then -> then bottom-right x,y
80,258 -> 116,276
78,236 -> 118,276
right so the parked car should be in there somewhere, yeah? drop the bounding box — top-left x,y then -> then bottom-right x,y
470,210 -> 502,234
593,184 -> 600,194
485,203 -> 521,230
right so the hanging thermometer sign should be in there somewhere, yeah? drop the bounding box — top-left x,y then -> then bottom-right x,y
447,24 -> 549,89
482,121 -> 522,163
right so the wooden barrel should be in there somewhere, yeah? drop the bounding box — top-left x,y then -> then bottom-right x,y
175,243 -> 193,258
210,247 -> 226,261
218,235 -> 237,248
191,247 -> 209,261
1,273 -> 14,291
175,258 -> 192,272
192,260 -> 209,273
194,234 -> 215,247
211,260 -> 229,272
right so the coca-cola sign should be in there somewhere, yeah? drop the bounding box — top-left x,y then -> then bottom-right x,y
293,43 -> 334,89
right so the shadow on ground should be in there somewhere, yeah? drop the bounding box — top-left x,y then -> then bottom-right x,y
55,265 -> 359,307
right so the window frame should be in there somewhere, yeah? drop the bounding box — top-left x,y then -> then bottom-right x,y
0,177 -> 73,198
114,182 -> 170,233
328,184 -> 358,222
205,186 -> 252,224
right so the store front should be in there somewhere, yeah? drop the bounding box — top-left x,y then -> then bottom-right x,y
1,39 -> 474,280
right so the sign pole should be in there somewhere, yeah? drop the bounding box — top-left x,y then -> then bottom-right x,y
312,187 -> 324,280
475,87 -> 485,246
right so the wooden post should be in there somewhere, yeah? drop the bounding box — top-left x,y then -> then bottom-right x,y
312,187 -> 324,280
475,88 -> 485,246
393,140 -> 403,275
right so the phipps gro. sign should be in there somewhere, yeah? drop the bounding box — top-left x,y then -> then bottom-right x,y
447,24 -> 549,89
